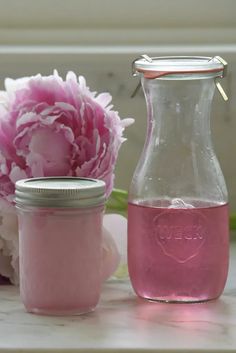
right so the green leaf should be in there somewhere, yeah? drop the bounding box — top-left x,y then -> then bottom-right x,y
106,188 -> 128,216
230,214 -> 236,230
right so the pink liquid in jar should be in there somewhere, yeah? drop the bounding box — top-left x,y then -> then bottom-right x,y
18,206 -> 103,315
128,200 -> 229,302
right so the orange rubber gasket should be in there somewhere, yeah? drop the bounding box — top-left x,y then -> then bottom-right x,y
137,68 -> 223,79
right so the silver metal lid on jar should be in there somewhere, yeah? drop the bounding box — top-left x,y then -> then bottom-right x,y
15,177 -> 106,208
132,55 -> 227,80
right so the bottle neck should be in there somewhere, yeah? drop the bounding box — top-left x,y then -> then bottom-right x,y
142,78 -> 215,148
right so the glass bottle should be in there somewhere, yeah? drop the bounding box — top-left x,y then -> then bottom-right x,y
128,56 -> 229,303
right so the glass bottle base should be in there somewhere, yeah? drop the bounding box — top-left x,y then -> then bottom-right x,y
138,293 -> 219,304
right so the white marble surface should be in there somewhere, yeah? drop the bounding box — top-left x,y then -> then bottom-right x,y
1,244 -> 236,352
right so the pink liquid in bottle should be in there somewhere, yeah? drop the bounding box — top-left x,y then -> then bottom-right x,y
128,200 -> 229,303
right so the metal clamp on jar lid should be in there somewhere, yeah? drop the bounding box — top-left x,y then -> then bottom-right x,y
132,55 -> 228,101
15,177 -> 106,208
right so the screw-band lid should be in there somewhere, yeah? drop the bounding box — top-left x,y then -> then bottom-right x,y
15,177 -> 106,208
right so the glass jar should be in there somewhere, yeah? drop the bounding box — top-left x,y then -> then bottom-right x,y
128,56 -> 229,303
15,177 -> 105,315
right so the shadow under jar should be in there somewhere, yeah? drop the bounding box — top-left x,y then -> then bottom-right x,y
15,177 -> 105,315
128,56 -> 229,303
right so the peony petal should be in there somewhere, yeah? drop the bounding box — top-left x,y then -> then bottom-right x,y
5,76 -> 33,94
0,199 -> 19,283
16,112 -> 39,129
95,92 -> 112,108
66,71 -> 78,84
26,152 -> 45,177
26,128 -> 71,176
78,75 -> 96,98
0,91 -> 9,115
78,75 -> 87,90
9,165 -> 27,184
103,214 -> 127,264
41,115 -> 61,125
101,226 -> 120,282
103,214 -> 128,278
55,102 -> 77,113
53,69 -> 59,77
121,117 -> 135,127
0,176 -> 15,198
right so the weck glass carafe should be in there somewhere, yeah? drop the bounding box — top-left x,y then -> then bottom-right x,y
128,56 -> 229,303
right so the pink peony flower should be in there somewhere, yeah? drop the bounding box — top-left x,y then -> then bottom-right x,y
0,71 -> 133,283
0,71 -> 133,200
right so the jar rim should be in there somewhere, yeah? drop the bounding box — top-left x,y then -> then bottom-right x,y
15,177 -> 106,208
133,55 -> 227,79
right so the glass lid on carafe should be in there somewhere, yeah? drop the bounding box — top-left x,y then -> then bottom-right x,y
132,55 -> 227,80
